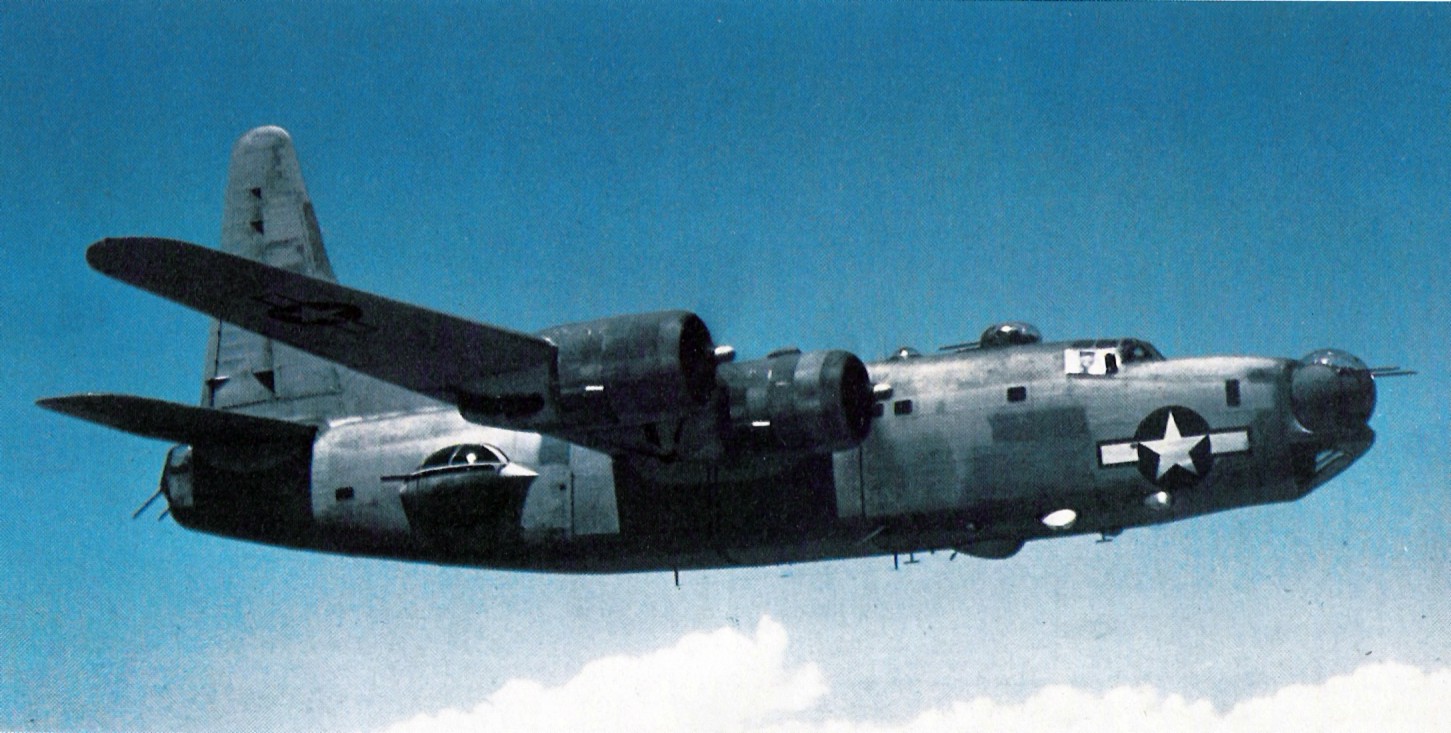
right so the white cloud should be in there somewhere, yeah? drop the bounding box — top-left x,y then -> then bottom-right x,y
780,663 -> 1451,733
376,616 -> 824,733
375,618 -> 1451,733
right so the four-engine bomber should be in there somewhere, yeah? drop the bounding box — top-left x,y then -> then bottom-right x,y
39,127 -> 1392,573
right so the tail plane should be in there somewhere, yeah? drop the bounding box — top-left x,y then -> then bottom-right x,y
36,394 -> 316,445
41,126 -> 432,440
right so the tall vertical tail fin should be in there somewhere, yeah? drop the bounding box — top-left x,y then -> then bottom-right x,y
218,126 -> 337,280
202,126 -> 423,420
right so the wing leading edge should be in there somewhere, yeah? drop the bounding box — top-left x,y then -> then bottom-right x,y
86,237 -> 558,410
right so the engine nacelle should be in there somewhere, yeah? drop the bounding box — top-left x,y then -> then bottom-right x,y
539,310 -> 719,428
722,349 -> 873,453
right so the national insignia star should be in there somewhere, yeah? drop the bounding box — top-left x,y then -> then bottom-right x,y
1139,412 -> 1207,479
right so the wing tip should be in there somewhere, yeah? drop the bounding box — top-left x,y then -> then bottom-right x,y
85,236 -> 209,279
35,394 -> 74,413
86,237 -> 157,278
84,238 -> 120,273
37,392 -> 120,422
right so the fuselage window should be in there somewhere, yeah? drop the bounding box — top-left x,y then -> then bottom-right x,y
1065,341 -> 1160,376
1007,386 -> 1027,403
894,399 -> 914,416
1064,348 -> 1118,376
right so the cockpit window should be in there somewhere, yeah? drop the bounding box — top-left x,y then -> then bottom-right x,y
1065,348 -> 1117,376
419,444 -> 507,469
1064,340 -> 1162,376
1120,340 -> 1163,363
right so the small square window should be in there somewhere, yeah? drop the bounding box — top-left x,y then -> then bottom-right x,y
871,403 -> 884,418
335,487 -> 355,501
1007,386 -> 1027,403
893,400 -> 914,416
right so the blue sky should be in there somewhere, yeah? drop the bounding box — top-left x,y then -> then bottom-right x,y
3,3 -> 1448,731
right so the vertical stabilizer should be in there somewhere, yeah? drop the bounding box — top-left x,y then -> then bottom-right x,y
218,126 -> 336,280
202,127 -> 425,420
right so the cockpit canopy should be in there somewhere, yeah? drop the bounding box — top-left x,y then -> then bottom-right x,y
1063,338 -> 1164,376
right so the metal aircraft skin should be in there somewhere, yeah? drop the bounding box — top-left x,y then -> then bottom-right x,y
40,127 -> 1390,572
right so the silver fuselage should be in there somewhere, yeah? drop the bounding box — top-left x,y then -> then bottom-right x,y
48,128 -> 1376,574
165,340 -> 1369,571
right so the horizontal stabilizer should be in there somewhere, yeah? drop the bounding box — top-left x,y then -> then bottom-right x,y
37,393 -> 317,444
86,237 -> 558,406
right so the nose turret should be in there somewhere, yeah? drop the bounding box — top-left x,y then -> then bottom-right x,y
1290,349 -> 1376,433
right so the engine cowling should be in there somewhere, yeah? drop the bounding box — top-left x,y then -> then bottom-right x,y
721,349 -> 873,453
538,310 -> 719,428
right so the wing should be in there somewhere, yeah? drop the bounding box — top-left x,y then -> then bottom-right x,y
86,237 -> 557,408
37,393 -> 317,444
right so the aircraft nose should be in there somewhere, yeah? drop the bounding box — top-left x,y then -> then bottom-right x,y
1290,349 -> 1376,433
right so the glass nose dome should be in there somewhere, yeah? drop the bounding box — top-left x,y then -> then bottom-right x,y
1291,349 -> 1375,432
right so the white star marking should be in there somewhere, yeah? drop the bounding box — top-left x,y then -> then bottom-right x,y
1139,412 -> 1207,479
